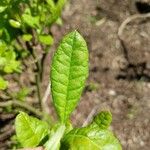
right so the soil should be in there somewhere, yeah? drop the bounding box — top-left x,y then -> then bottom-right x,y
50,0 -> 150,149
0,0 -> 150,150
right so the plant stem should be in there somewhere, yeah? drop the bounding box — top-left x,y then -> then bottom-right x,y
26,41 -> 43,110
36,72 -> 42,109
0,100 -> 43,118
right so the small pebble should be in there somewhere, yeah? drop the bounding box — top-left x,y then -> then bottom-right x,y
140,141 -> 145,146
108,89 -> 116,96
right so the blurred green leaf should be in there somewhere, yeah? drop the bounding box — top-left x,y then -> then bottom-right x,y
3,50 -> 21,73
0,76 -> 8,90
0,40 -> 7,53
14,87 -> 30,101
0,6 -> 7,13
9,19 -> 21,28
39,35 -> 54,46
22,34 -> 32,42
56,17 -> 63,26
22,14 -> 40,28
4,60 -> 21,73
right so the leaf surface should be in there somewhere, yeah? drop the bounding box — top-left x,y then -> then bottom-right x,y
9,19 -> 21,28
22,34 -> 33,42
39,35 -> 54,45
91,111 -> 112,129
15,112 -> 49,148
51,31 -> 88,123
61,126 -> 122,150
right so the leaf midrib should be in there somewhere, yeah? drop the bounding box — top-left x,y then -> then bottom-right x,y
63,32 -> 77,122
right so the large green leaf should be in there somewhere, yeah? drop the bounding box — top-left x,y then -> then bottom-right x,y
51,31 -> 89,123
61,126 -> 122,150
15,112 -> 49,148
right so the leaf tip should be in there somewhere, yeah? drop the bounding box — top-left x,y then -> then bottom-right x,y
93,111 -> 112,129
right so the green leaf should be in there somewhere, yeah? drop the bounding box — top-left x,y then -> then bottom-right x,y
4,60 -> 21,73
9,19 -> 21,28
46,0 -> 66,25
0,6 -> 7,13
51,31 -> 89,123
0,77 -> 8,90
0,40 -> 7,53
39,35 -> 54,46
47,0 -> 55,7
45,125 -> 65,150
15,112 -> 49,148
91,111 -> 112,130
22,14 -> 39,28
22,34 -> 32,42
14,87 -> 30,101
2,49 -> 21,73
0,57 -> 6,66
56,17 -> 63,26
61,126 -> 122,150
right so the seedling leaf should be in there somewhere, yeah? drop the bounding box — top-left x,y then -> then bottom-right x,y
61,126 -> 122,150
51,31 -> 89,123
15,112 -> 49,148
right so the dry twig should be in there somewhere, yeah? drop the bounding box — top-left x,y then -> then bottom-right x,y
0,100 -> 43,118
41,83 -> 51,114
118,13 -> 150,40
82,106 -> 98,127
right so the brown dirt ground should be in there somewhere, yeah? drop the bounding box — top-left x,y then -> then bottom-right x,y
49,0 -> 150,150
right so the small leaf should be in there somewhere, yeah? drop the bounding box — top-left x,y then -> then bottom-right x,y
61,126 -> 122,150
0,57 -> 6,66
22,14 -> 39,28
92,111 -> 112,129
0,40 -> 7,53
51,31 -> 89,123
9,19 -> 21,28
45,125 -> 65,150
47,0 -> 55,7
15,112 -> 49,148
22,34 -> 33,42
39,35 -> 54,46
0,6 -> 7,13
56,18 -> 63,26
0,77 -> 8,90
14,87 -> 30,101
4,61 -> 20,73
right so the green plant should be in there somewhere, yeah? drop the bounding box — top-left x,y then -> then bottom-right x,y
15,31 -> 122,150
0,0 -> 67,110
